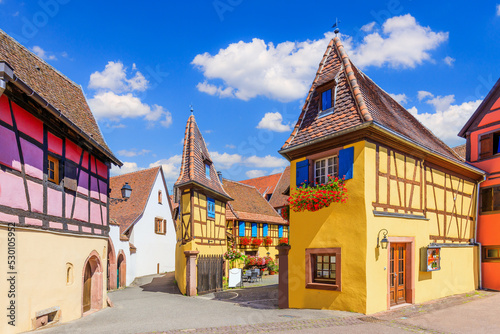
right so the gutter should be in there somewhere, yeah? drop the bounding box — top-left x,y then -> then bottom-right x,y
0,61 -> 122,166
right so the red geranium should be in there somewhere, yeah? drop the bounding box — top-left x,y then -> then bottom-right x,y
251,238 -> 263,246
240,236 -> 252,246
263,236 -> 273,246
289,175 -> 348,212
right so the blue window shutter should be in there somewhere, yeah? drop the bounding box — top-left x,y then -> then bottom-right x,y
278,225 -> 283,238
239,221 -> 245,236
296,159 -> 310,187
263,224 -> 268,237
207,198 -> 215,218
338,146 -> 354,180
251,223 -> 257,237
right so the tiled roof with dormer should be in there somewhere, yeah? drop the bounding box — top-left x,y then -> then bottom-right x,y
239,172 -> 282,197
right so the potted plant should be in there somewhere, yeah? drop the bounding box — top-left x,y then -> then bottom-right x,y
278,237 -> 289,246
251,238 -> 263,247
263,236 -> 273,246
240,236 -> 252,246
268,263 -> 279,275
289,175 -> 348,212
224,248 -> 246,269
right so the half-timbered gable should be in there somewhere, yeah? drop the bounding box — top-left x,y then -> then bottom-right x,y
278,35 -> 484,314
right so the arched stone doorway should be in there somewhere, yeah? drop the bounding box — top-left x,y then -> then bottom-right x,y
107,238 -> 117,290
82,250 -> 103,315
117,250 -> 126,288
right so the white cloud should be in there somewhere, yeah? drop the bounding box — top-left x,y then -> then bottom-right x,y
88,92 -> 172,127
256,112 -> 292,132
497,4 -> 500,16
246,170 -> 267,178
225,144 -> 236,149
32,46 -> 57,60
193,14 -> 447,102
409,99 -> 482,145
388,93 -> 407,105
271,167 -> 285,174
110,162 -> 140,176
209,151 -> 288,170
361,22 -> 376,32
417,90 -> 434,101
89,61 -> 148,93
210,152 -> 243,169
443,56 -> 455,67
149,155 -> 182,184
245,155 -> 288,168
344,14 -> 448,69
426,94 -> 455,112
117,149 -> 151,157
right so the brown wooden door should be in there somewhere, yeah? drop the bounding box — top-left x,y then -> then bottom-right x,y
389,243 -> 406,306
83,262 -> 92,313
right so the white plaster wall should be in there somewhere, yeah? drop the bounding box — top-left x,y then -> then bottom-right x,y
108,224 -> 134,286
133,171 -> 176,277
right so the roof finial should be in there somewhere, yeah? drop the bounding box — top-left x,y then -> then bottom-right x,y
190,104 -> 194,114
332,18 -> 340,35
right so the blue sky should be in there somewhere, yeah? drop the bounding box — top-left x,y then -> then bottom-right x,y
1,1 -> 499,189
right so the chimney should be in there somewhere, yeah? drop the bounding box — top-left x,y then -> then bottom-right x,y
217,171 -> 223,182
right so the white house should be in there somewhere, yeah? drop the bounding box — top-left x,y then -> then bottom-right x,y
108,166 -> 176,288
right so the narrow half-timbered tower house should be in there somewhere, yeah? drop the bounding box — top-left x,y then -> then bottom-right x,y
278,36 -> 485,314
223,179 -> 288,260
458,78 -> 500,290
173,113 -> 232,295
0,30 -> 121,332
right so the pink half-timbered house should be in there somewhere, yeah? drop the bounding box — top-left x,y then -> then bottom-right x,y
0,30 -> 121,332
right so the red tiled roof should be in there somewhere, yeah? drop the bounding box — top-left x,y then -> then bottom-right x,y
452,144 -> 466,161
281,36 -> 460,162
110,166 -> 160,234
222,179 -> 287,225
0,29 -> 119,165
269,166 -> 290,209
239,172 -> 282,197
175,114 -> 231,200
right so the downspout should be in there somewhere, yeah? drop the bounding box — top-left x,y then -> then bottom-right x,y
474,176 -> 486,290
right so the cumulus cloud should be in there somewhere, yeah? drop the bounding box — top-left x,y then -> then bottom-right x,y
256,112 -> 292,132
88,61 -> 171,127
210,152 -> 243,169
409,99 -> 482,145
246,170 -> 267,178
225,144 -> 236,149
149,155 -> 182,183
117,149 -> 151,157
344,14 -> 448,69
32,46 -> 57,60
110,162 -> 140,176
193,14 -> 447,102
417,91 -> 434,101
245,155 -> 288,168
497,4 -> 500,16
389,93 -> 407,105
426,94 -> 455,112
443,56 -> 455,67
209,151 -> 288,170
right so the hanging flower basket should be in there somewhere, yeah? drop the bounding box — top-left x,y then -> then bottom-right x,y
240,236 -> 252,246
263,236 -> 273,246
251,238 -> 263,247
289,175 -> 348,212
280,206 -> 290,221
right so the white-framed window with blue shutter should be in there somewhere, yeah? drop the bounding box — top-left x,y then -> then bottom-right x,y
238,221 -> 245,236
278,225 -> 284,238
338,146 -> 354,180
263,223 -> 268,237
251,223 -> 257,237
207,197 -> 215,219
314,155 -> 338,185
296,159 -> 310,187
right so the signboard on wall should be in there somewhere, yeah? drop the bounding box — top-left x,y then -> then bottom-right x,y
420,247 -> 441,272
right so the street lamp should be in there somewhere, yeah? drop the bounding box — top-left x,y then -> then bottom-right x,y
121,182 -> 132,199
377,229 -> 389,249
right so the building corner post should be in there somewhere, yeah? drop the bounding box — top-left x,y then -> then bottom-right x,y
276,245 -> 291,308
184,250 -> 199,296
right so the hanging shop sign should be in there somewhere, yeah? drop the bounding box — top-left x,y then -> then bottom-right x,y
420,246 -> 441,272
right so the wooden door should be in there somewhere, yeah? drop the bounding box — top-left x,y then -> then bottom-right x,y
389,243 -> 406,306
83,262 -> 92,313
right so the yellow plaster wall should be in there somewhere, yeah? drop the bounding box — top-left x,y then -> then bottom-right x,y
364,142 -> 478,314
0,227 -> 107,334
175,190 -> 192,295
288,141 -> 368,313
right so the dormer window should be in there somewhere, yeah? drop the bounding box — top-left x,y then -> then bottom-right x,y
205,163 -> 210,179
479,131 -> 500,160
322,89 -> 333,110
318,81 -> 338,119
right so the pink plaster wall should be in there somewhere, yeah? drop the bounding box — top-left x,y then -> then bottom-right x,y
78,170 -> 89,195
82,226 -> 92,233
48,132 -> 63,156
47,187 -> 63,217
66,139 -> 82,164
20,138 -> 43,180
101,206 -> 107,226
73,197 -> 88,222
49,221 -> 63,229
90,202 -> 102,225
25,218 -> 42,226
91,156 -> 97,174
11,101 -> 43,143
94,228 -> 102,234
67,224 -> 79,231
90,176 -> 99,200
0,95 -> 12,125
0,170 -> 28,210
0,126 -> 22,171
0,212 -> 18,223
27,180 -> 43,213
81,151 -> 89,170
65,193 -> 74,219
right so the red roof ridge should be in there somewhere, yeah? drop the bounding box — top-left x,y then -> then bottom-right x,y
224,178 -> 259,189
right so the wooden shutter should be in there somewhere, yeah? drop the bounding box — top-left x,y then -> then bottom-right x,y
479,133 -> 494,159
251,223 -> 257,237
238,221 -> 245,236
296,159 -> 310,187
338,146 -> 354,180
263,224 -> 268,237
278,225 -> 283,238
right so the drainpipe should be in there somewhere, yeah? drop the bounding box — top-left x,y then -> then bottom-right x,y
474,176 -> 486,290
0,62 -> 14,97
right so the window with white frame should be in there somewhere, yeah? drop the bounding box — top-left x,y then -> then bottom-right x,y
314,156 -> 338,185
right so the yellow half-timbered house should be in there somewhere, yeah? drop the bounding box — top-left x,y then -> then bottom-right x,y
278,36 -> 485,314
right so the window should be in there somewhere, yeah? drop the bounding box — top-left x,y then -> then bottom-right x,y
305,248 -> 341,290
318,81 -> 338,118
314,156 -> 338,185
278,225 -> 283,238
483,246 -> 500,262
205,163 -> 210,179
251,223 -> 257,237
207,197 -> 215,219
155,217 -> 166,234
481,186 -> 500,213
47,155 -> 59,183
266,194 -> 272,201
238,221 -> 245,236
263,224 -> 268,237
479,131 -> 500,159
321,88 -> 332,111
158,190 -> 162,204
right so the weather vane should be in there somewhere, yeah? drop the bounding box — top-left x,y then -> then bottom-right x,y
332,18 -> 340,35
190,104 -> 193,114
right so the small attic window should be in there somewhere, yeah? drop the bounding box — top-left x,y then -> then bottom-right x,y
205,163 -> 210,179
318,84 -> 338,119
